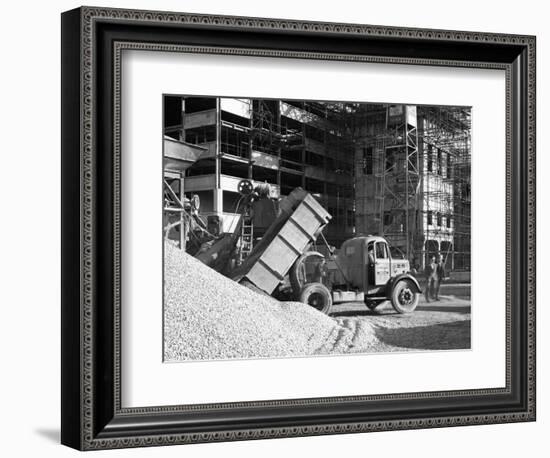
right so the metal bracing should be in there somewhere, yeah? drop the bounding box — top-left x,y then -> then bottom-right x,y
354,104 -> 471,270
167,97 -> 471,267
418,106 -> 471,270
372,106 -> 420,260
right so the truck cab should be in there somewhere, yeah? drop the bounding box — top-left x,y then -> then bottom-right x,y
364,238 -> 410,291
335,235 -> 421,313
327,235 -> 421,313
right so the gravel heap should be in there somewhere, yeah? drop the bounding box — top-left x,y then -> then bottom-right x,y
164,242 -> 364,361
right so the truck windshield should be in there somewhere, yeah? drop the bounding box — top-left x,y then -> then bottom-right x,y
389,245 -> 406,259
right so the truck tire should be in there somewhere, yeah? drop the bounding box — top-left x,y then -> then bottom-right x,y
390,279 -> 420,314
299,282 -> 332,315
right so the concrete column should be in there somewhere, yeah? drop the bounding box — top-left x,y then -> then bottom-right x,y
215,98 -> 222,215
213,188 -> 223,215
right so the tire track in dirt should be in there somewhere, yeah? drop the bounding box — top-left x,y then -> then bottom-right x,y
315,318 -> 378,354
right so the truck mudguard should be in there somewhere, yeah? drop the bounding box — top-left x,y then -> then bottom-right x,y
387,273 -> 422,296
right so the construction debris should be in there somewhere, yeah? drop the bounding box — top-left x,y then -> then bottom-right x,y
164,241 -> 377,361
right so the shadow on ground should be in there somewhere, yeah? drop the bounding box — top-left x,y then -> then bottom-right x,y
416,304 -> 471,314
331,310 -> 378,318
374,320 -> 471,350
330,305 -> 470,317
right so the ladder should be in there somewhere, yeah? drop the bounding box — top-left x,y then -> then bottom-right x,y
238,206 -> 254,264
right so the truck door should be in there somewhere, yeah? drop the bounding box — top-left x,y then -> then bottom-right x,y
374,241 -> 391,286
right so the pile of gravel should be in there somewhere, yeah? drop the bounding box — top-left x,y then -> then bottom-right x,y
164,242 -> 366,361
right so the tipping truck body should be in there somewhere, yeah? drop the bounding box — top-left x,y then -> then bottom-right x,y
230,188 -> 331,295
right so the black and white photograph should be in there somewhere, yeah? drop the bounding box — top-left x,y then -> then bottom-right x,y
1,0 -> 544,454
162,96 -> 472,362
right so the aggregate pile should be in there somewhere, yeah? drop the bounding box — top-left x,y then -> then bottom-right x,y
164,242 -> 375,361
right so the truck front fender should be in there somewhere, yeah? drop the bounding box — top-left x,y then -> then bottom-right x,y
387,273 -> 422,297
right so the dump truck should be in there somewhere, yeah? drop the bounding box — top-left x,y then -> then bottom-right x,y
229,182 -> 421,315
289,235 -> 422,314
190,180 -> 421,315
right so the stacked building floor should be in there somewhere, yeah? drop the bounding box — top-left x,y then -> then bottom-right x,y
163,96 -> 471,272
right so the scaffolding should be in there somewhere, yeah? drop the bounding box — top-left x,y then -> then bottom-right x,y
354,104 -> 471,271
419,106 -> 471,271
164,97 -> 472,271
164,96 -> 357,247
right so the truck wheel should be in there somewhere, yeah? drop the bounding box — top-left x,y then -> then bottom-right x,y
299,282 -> 332,315
390,279 -> 419,314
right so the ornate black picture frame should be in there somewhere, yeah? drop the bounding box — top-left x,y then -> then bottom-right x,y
61,6 -> 536,450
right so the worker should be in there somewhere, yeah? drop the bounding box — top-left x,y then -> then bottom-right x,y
424,256 -> 437,302
433,254 -> 446,301
250,183 -> 279,239
313,259 -> 327,284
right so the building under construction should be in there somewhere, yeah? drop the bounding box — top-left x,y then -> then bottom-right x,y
353,104 -> 471,271
164,96 -> 355,247
163,96 -> 471,272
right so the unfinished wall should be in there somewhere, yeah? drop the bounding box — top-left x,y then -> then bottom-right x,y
165,96 -> 356,247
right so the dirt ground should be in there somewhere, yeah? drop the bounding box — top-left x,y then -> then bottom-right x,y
329,284 -> 471,353
165,242 -> 470,359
